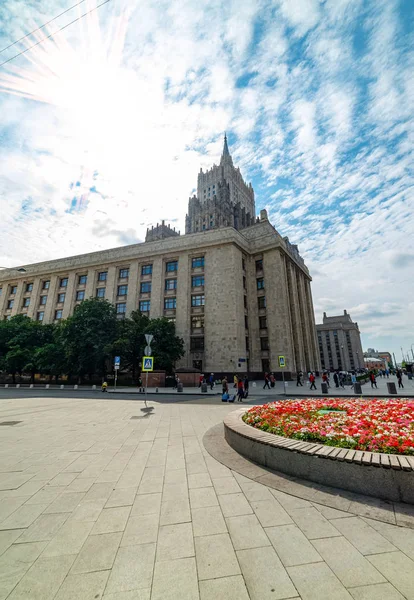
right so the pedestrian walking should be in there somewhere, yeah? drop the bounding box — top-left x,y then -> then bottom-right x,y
243,376 -> 249,398
237,379 -> 244,402
101,381 -> 108,392
233,374 -> 238,388
339,373 -> 345,389
270,373 -> 276,388
222,376 -> 228,395
296,371 -> 303,386
209,373 -> 214,390
333,372 -> 339,388
397,371 -> 404,388
263,372 -> 271,389
309,372 -> 316,390
370,372 -> 378,389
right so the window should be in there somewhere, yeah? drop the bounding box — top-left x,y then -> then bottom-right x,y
39,295 -> 47,305
116,303 -> 126,314
244,295 -> 247,309
242,258 -> 246,271
192,257 -> 204,268
10,286 -> 17,295
260,337 -> 269,351
191,315 -> 204,329
55,309 -> 63,320
258,296 -> 266,309
257,278 -> 265,290
244,315 -> 248,329
190,337 -> 205,351
166,261 -> 178,272
191,294 -> 205,307
60,277 -> 68,287
98,271 -> 107,282
141,264 -> 152,275
246,336 -> 249,351
43,280 -> 50,290
96,288 -> 105,298
26,283 -> 33,292
164,297 -> 177,310
57,293 -> 65,303
243,276 -> 246,290
76,290 -> 85,301
22,298 -> 30,307
119,268 -> 129,279
7,300 -> 14,309
117,285 -> 128,296
192,276 -> 204,287
165,279 -> 177,291
262,358 -> 270,372
259,316 -> 267,329
256,259 -> 263,271
141,282 -> 152,293
139,300 -> 150,312
36,311 -> 44,321
78,275 -> 87,285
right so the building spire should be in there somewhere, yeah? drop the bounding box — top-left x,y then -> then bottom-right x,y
221,132 -> 232,165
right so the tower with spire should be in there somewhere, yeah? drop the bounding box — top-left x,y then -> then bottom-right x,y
185,134 -> 256,234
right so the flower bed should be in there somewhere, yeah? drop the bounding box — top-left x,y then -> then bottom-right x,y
243,398 -> 414,455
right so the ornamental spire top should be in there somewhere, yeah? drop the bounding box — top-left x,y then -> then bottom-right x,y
220,133 -> 233,165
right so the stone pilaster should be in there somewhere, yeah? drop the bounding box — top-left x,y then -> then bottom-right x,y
43,275 -> 59,324
105,266 -> 117,306
26,278 -> 41,320
175,256 -> 190,367
62,272 -> 76,319
149,257 -> 163,319
287,261 -> 306,373
85,268 -> 96,300
126,260 -> 139,316
10,281 -> 25,317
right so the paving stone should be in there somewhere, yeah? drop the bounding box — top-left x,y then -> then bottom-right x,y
199,574 -> 250,599
164,469 -> 187,486
192,506 -> 227,537
189,487 -> 218,509
234,476 -> 274,501
103,589 -> 150,599
92,507 -> 131,534
312,504 -> 351,520
105,543 -> 155,595
0,473 -> 34,491
367,551 -> 414,599
0,541 -> 47,600
66,477 -> 96,494
54,570 -> 110,600
49,472 -> 79,486
218,492 -> 253,517
7,553 -> 76,600
312,536 -> 385,587
237,545 -> 298,600
151,556 -> 199,600
289,506 -> 341,539
188,473 -> 213,489
105,487 -> 137,508
137,476 -> 164,494
287,562 -> 353,600
349,582 -> 406,600
332,517 -> 398,555
226,514 -> 271,550
0,502 -> 49,530
363,517 -> 414,560
69,499 -> 106,522
25,486 -> 66,505
0,529 -> 24,557
160,498 -> 191,526
266,524 -> 323,566
130,492 -> 162,517
195,533 -> 240,580
121,513 -> 159,546
43,519 -> 94,557
0,497 -> 30,523
71,532 -> 122,574
84,483 -> 115,502
44,492 -> 85,514
211,476 -> 241,495
250,498 -> 293,527
270,489 -> 312,512
157,522 -> 195,561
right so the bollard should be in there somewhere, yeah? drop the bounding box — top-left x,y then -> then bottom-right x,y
4,384 -> 8,388
354,383 -> 362,395
177,382 -> 183,393
252,382 -> 256,387
45,384 -> 50,389
92,385 -> 96,390
321,382 -> 328,394
60,384 -> 64,389
201,383 -> 208,393
16,384 -> 20,388
156,387 -> 158,393
30,384 -> 34,388
74,385 -> 78,390
387,382 -> 397,395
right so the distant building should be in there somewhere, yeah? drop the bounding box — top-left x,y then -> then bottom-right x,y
364,349 -> 393,367
316,310 -> 364,371
364,357 -> 387,371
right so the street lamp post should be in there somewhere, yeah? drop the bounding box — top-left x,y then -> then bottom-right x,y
356,351 -> 360,371
340,344 -> 345,371
411,344 -> 414,362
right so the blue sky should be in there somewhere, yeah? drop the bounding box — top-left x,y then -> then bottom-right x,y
0,0 -> 413,361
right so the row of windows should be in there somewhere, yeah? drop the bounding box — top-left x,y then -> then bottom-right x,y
136,294 -> 206,314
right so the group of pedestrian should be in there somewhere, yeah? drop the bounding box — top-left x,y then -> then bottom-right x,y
221,375 -> 249,402
263,372 -> 276,389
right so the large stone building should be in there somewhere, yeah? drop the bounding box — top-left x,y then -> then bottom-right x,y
316,311 -> 364,372
0,136 -> 320,376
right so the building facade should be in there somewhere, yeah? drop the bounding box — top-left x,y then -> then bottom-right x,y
316,311 -> 364,372
0,136 -> 320,376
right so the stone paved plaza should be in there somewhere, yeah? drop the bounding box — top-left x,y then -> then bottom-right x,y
0,395 -> 414,600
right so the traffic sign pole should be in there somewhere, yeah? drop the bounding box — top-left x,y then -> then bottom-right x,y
278,355 -> 286,397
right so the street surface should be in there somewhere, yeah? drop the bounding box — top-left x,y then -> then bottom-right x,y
0,393 -> 413,599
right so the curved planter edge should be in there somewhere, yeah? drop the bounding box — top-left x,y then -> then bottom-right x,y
224,409 -> 414,505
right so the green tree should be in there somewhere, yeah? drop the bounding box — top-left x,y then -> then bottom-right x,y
145,317 -> 185,373
0,315 -> 48,383
33,324 -> 68,382
61,298 -> 118,382
113,310 -> 150,381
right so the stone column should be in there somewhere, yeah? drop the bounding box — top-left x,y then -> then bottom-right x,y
10,281 -> 25,317
85,268 -> 96,300
43,275 -> 59,324
264,250 -> 295,374
105,266 -> 117,306
297,272 -> 312,372
304,279 -> 320,372
286,262 -> 306,373
149,257 -> 163,319
126,260 -> 139,316
0,282 -> 9,314
175,254 -> 190,367
62,272 -> 77,319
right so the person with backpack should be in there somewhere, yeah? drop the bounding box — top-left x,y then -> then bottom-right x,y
296,371 -> 303,386
309,372 -> 316,390
370,372 -> 378,389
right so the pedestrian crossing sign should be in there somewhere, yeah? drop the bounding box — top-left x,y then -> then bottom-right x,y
142,356 -> 154,372
278,355 -> 285,368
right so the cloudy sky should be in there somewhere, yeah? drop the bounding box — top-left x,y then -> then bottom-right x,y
0,0 -> 413,361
